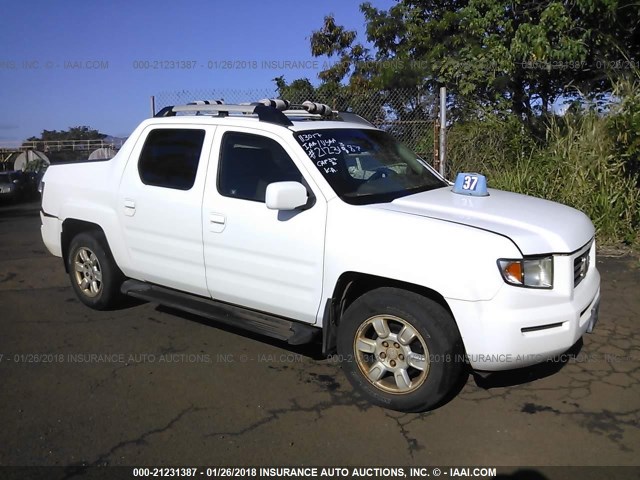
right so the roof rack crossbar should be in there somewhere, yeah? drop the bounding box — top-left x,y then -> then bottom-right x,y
259,98 -> 336,117
281,110 -> 323,117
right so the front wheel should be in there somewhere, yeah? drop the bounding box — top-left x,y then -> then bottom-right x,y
337,287 -> 466,412
67,231 -> 125,310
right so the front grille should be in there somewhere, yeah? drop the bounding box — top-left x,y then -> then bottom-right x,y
573,248 -> 590,287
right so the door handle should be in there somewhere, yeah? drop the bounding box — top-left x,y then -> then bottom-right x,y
124,199 -> 136,217
209,213 -> 226,232
209,213 -> 226,225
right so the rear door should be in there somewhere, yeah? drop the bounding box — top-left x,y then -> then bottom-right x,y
202,127 -> 326,324
118,125 -> 214,296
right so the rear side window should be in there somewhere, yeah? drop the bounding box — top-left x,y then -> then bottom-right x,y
138,129 -> 205,190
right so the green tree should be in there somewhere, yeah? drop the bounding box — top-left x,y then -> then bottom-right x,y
25,125 -> 106,143
307,1 -> 640,131
23,126 -> 108,163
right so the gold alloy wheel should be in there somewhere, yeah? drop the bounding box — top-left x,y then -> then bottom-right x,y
73,247 -> 103,298
353,314 -> 430,394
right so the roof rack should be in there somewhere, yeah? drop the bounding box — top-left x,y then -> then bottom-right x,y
155,102 -> 294,126
154,98 -> 374,128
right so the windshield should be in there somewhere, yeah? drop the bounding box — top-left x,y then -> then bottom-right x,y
295,128 -> 446,205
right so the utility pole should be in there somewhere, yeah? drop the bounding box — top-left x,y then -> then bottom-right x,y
439,87 -> 446,178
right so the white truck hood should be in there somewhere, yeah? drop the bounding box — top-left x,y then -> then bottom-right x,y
376,187 -> 594,255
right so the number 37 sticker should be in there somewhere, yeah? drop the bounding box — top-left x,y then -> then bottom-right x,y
462,175 -> 478,190
452,172 -> 489,196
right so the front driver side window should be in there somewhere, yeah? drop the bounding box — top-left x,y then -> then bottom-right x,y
218,132 -> 303,202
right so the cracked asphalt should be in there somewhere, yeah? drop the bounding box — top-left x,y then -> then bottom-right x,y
0,201 -> 639,471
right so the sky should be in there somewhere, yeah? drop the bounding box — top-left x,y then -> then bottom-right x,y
0,0 -> 396,144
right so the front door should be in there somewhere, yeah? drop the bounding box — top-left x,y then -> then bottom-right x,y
202,127 -> 326,324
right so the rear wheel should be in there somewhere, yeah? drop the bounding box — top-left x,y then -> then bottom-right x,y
67,231 -> 125,310
337,287 -> 466,412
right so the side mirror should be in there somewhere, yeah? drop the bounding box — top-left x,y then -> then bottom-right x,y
265,181 -> 308,211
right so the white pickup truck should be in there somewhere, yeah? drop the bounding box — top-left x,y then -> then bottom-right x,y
40,99 -> 601,412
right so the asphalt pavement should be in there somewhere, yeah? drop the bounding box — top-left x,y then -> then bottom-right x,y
0,201 -> 638,479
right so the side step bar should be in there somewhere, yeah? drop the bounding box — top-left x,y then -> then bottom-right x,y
120,279 -> 318,345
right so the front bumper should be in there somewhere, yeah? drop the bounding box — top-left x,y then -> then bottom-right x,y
448,243 -> 600,371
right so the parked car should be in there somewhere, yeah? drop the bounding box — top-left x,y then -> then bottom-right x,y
0,171 -> 26,202
23,168 -> 47,199
39,99 -> 600,412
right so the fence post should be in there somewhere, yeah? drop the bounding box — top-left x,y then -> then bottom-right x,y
150,96 -> 156,117
438,86 -> 446,178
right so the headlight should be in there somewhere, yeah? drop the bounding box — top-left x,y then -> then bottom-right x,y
38,180 -> 45,195
497,256 -> 553,289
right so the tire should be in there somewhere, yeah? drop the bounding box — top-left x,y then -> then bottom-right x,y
67,231 -> 125,310
337,287 -> 465,412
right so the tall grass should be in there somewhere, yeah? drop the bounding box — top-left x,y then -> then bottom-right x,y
447,110 -> 640,246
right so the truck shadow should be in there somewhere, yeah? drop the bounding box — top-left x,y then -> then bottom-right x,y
146,303 -> 583,412
155,303 -> 326,360
155,303 -> 475,412
471,338 -> 584,389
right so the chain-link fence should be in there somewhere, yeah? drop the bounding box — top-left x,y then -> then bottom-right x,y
153,87 -> 439,162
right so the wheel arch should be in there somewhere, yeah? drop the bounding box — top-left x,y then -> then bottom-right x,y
322,271 -> 456,355
60,219 -> 105,273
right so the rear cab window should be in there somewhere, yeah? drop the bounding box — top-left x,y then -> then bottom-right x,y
138,129 -> 206,190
